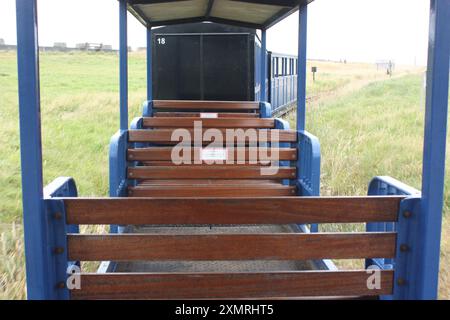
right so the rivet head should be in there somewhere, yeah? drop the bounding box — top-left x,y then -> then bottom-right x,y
56,282 -> 66,289
129,172 -> 134,177
397,278 -> 407,286
53,212 -> 62,220
129,154 -> 134,159
400,244 -> 410,252
54,247 -> 64,254
403,210 -> 412,218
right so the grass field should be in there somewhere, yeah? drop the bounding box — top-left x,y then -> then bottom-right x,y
0,51 -> 448,299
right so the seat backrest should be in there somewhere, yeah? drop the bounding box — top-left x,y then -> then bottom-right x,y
127,111 -> 297,197
59,196 -> 404,299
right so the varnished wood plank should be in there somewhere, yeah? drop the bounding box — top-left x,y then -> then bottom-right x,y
70,270 -> 394,299
127,166 -> 296,179
137,179 -> 284,185
142,117 -> 275,128
139,161 -> 273,166
68,232 -> 396,261
128,185 -> 297,197
154,112 -> 259,118
64,196 -> 403,225
128,147 -> 297,161
153,100 -> 259,110
128,129 -> 297,143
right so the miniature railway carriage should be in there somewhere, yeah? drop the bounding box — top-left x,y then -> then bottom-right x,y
15,0 -> 450,299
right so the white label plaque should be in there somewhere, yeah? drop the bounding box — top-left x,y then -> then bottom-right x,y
200,113 -> 218,118
200,148 -> 228,161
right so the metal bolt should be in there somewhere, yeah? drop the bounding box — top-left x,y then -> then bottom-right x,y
56,282 -> 66,289
291,173 -> 296,177
129,154 -> 134,159
397,278 -> 407,286
53,212 -> 62,220
54,247 -> 64,254
403,210 -> 412,218
129,172 -> 134,177
400,244 -> 410,252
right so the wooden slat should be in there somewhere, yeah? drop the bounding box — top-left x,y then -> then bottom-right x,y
68,232 -> 396,261
70,270 -> 394,299
139,161 -> 273,166
64,196 -> 403,225
128,147 -> 297,161
128,129 -> 297,143
153,100 -> 259,110
142,117 -> 275,128
128,185 -> 297,197
154,112 -> 259,118
137,179 -> 284,185
127,166 -> 296,179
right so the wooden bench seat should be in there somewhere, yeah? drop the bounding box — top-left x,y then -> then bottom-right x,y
59,196 -> 403,299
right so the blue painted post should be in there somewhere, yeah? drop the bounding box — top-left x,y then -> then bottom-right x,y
417,0 -> 450,300
15,0 -> 50,299
119,0 -> 128,130
297,6 -> 307,131
147,27 -> 153,102
260,29 -> 267,102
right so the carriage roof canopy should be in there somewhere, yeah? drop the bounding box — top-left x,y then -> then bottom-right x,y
127,0 -> 314,29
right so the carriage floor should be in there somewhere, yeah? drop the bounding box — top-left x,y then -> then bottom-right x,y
115,225 -> 315,273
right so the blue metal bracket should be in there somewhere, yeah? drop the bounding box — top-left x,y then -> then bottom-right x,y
274,119 -> 291,186
44,198 -> 70,300
109,130 -> 129,198
296,130 -> 320,197
393,196 -> 422,300
296,130 -> 320,232
142,100 -> 154,117
259,101 -> 272,118
109,130 -> 129,233
366,176 -> 420,269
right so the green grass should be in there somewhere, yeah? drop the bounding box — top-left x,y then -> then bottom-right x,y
0,51 -> 147,299
0,51 -> 449,299
285,73 -> 450,299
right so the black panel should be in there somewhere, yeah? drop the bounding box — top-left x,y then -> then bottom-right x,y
152,24 -> 256,101
203,34 -> 251,101
153,35 -> 201,100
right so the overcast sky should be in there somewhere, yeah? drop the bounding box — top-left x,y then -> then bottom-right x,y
0,0 -> 430,65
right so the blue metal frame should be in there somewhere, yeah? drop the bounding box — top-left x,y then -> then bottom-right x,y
15,0 -> 450,301
296,5 -> 308,131
119,0 -> 128,130
15,0 -> 49,299
260,29 -> 267,102
417,0 -> 450,299
147,27 -> 153,101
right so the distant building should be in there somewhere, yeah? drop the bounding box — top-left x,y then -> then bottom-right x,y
54,42 -> 67,48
